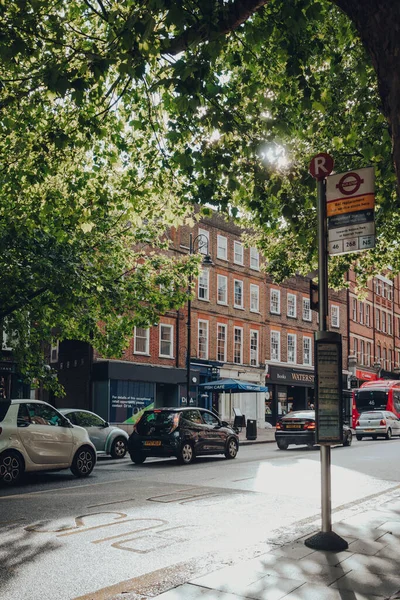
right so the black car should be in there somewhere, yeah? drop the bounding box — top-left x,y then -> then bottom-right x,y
128,407 -> 239,465
275,410 -> 353,450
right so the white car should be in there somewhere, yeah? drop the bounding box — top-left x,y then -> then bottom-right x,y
355,410 -> 400,441
0,399 -> 96,486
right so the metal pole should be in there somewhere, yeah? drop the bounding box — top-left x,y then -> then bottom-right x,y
317,178 -> 332,534
186,234 -> 193,406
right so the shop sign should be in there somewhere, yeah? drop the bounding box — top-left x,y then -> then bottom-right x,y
356,369 -> 377,381
269,366 -> 314,385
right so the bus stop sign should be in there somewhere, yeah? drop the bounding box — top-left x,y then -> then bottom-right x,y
309,153 -> 334,181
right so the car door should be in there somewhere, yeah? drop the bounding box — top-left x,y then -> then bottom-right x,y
182,409 -> 207,454
200,410 -> 225,452
17,403 -> 73,465
73,411 -> 108,451
387,412 -> 400,435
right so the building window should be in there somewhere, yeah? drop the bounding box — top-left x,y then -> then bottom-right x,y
382,311 -> 386,333
50,341 -> 59,363
234,279 -> 244,308
159,324 -> 173,358
271,331 -> 280,361
198,320 -> 209,360
234,327 -> 243,364
376,280 -> 382,296
359,302 -> 364,324
360,340 -> 365,365
287,293 -> 297,318
331,305 -> 339,328
377,343 -> 381,362
303,336 -> 312,366
234,241 -> 244,265
366,304 -> 370,327
383,347 -> 387,370
287,334 -> 296,364
388,313 -> 392,335
250,330 -> 259,366
134,327 -> 149,354
388,286 -> 393,301
352,297 -> 357,322
366,342 -> 371,367
217,235 -> 227,260
302,297 -> 311,321
250,247 -> 259,270
376,308 -> 380,331
198,269 -> 209,301
270,289 -> 280,314
250,284 -> 260,312
217,323 -> 227,362
354,338 -> 358,361
217,274 -> 228,304
198,228 -> 209,255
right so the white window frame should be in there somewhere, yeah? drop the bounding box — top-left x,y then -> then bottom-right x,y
359,302 -> 364,324
382,311 -> 386,333
352,297 -> 357,322
250,247 -> 260,270
198,228 -> 209,255
233,241 -> 244,265
303,336 -> 312,366
217,235 -> 228,260
376,308 -> 380,331
270,330 -> 281,362
234,279 -> 244,309
50,341 -> 59,363
217,274 -> 228,305
360,340 -> 365,365
287,293 -> 297,318
250,330 -> 259,366
331,305 -> 340,328
302,297 -> 311,321
388,313 -> 392,335
217,323 -> 227,362
159,324 -> 174,358
250,284 -> 260,312
233,326 -> 243,364
287,333 -> 297,364
270,289 -> 280,314
198,320 -> 209,360
366,303 -> 371,327
198,268 -> 209,301
134,327 -> 150,355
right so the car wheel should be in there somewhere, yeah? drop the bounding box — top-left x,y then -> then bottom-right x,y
178,442 -> 194,464
385,428 -> 392,440
70,446 -> 95,478
130,452 -> 146,464
0,451 -> 24,486
110,437 -> 127,459
225,438 -> 238,459
277,440 -> 288,450
356,435 -> 363,441
343,431 -> 352,447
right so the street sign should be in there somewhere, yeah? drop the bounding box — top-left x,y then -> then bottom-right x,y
315,332 -> 343,444
326,167 -> 375,255
309,153 -> 334,180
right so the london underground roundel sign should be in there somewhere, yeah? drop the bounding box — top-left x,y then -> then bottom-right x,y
309,153 -> 334,181
335,172 -> 364,196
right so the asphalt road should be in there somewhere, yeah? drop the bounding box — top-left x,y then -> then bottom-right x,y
1,438 -> 400,600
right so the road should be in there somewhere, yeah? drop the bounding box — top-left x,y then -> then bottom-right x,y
1,438 -> 399,600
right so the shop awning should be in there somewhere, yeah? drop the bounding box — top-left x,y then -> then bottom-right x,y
198,378 -> 268,392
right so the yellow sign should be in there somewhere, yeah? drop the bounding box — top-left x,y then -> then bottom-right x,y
327,194 -> 375,217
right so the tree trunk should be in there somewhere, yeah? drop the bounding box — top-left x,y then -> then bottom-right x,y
333,0 -> 400,190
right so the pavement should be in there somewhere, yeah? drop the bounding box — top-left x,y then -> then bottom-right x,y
152,426 -> 400,600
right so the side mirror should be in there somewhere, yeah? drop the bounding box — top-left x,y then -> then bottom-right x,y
61,417 -> 73,428
103,421 -> 110,428
17,420 -> 30,428
221,421 -> 229,427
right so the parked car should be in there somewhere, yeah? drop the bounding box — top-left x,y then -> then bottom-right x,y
355,410 -> 400,440
275,410 -> 353,450
60,409 -> 128,458
128,407 -> 239,465
0,399 -> 96,486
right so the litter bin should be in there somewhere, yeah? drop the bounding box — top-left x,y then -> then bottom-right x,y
246,419 -> 257,440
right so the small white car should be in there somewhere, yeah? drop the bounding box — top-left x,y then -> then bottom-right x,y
0,399 -> 96,486
355,410 -> 400,440
60,409 -> 129,458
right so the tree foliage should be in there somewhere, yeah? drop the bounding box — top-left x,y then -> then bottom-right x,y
1,0 -> 399,385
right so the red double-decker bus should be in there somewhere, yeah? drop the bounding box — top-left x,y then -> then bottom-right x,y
352,379 -> 400,428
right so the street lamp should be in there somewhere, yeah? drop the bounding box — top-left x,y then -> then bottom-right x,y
186,232 -> 213,406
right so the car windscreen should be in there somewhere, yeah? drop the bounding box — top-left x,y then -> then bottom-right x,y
0,400 -> 11,422
136,411 -> 178,435
283,411 -> 315,420
359,411 -> 384,419
355,390 -> 388,413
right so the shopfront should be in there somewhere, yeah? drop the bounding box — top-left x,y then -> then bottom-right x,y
265,366 -> 315,425
92,361 -> 188,425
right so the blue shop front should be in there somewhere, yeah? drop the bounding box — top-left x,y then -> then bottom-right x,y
91,361 -> 192,425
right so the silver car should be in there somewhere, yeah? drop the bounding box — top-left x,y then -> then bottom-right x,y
60,409 -> 129,458
355,410 -> 400,441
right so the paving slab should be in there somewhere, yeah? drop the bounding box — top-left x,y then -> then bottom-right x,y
330,571 -> 400,597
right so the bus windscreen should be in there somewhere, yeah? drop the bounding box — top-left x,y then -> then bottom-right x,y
355,390 -> 388,413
